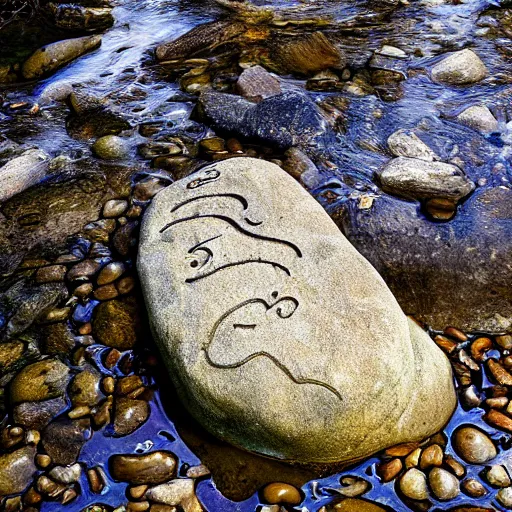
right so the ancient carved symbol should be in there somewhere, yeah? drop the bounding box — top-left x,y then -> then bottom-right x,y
186,168 -> 220,189
203,294 -> 342,401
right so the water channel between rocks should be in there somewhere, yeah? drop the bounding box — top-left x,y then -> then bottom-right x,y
1,0 -> 512,511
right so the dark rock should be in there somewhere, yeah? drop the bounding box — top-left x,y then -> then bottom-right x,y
69,364 -> 104,407
41,418 -> 91,465
48,4 -> 114,32
13,397 -> 68,430
92,298 -> 140,349
155,21 -> 246,61
0,167 -> 134,279
113,398 -> 149,435
0,446 -> 37,495
41,322 -> 76,355
335,186 -> 512,332
197,90 -> 332,150
0,341 -> 25,375
112,221 -> 139,256
0,282 -> 67,341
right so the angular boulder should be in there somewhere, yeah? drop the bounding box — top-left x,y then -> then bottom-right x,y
138,158 -> 455,464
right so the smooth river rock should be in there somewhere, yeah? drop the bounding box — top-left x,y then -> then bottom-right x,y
138,158 -> 455,464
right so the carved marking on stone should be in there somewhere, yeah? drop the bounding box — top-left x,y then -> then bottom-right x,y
160,214 -> 303,258
204,295 -> 343,401
186,168 -> 220,189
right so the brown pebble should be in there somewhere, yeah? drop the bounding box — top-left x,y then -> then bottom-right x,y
471,337 -> 493,362
88,467 -> 105,493
149,505 -> 177,512
92,397 -> 112,429
262,482 -> 302,505
94,284 -> 119,301
102,377 -> 116,395
105,348 -> 121,368
68,405 -> 91,419
110,451 -> 177,485
117,276 -> 136,295
67,259 -> 101,281
75,283 -> 94,298
385,442 -> 419,457
79,323 -> 92,335
226,138 -> 243,153
487,397 -> 509,409
127,502 -> 150,512
487,359 -> 512,386
377,458 -> 403,482
116,375 -> 144,396
24,486 -> 42,505
36,454 -> 52,468
43,307 -> 71,323
97,262 -> 126,285
485,409 -> 512,432
491,385 -> 509,397
186,464 -> 211,479
405,447 -> 422,469
445,455 -> 465,478
36,265 -> 67,284
497,335 -> 512,350
504,356 -> 512,369
103,199 -> 128,218
61,488 -> 78,504
444,326 -> 468,342
434,334 -> 458,354
113,398 -> 149,435
130,484 -> 149,499
461,478 -> 487,498
126,205 -> 143,218
419,444 -> 443,469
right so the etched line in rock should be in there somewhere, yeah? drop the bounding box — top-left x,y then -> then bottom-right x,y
171,192 -> 263,226
204,295 -> 342,400
186,169 -> 220,189
159,214 -> 303,257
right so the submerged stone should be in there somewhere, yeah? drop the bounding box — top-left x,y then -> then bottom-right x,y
431,49 -> 487,86
138,158 -> 455,464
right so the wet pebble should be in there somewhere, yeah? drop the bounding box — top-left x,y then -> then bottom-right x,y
67,259 -> 101,282
0,446 -> 37,494
41,418 -> 91,465
93,136 -> 129,160
145,478 -> 203,512
10,359 -> 69,404
461,477 -> 487,498
49,463 -> 82,484
419,443 -> 443,469
377,458 -> 402,482
399,468 -> 429,500
92,298 -> 140,349
69,364 -> 104,407
94,284 -> 119,300
110,451 -> 177,484
113,397 -> 149,435
452,427 -> 496,464
13,397 -> 68,430
498,487 -> 512,508
97,261 -> 125,285
429,467 -> 460,500
103,199 -> 129,218
36,265 -> 67,283
485,464 -> 511,487
262,483 -> 302,505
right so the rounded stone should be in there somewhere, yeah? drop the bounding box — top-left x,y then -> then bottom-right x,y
92,135 -> 129,160
10,359 -> 70,404
498,487 -> 512,508
399,468 -> 429,500
113,398 -> 149,435
97,261 -> 125,285
103,199 -> 128,218
429,467 -> 460,501
92,299 -> 140,349
110,451 -> 177,485
137,158 -> 456,464
262,483 -> 302,505
0,446 -> 37,495
485,465 -> 511,488
461,478 -> 487,498
431,49 -> 488,85
452,427 -> 496,464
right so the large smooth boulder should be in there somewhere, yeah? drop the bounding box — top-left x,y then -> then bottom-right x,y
138,158 -> 455,464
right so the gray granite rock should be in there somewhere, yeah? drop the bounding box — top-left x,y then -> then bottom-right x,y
457,105 -> 498,134
378,157 -> 475,201
138,158 -> 455,464
431,49 -> 487,85
0,149 -> 50,203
